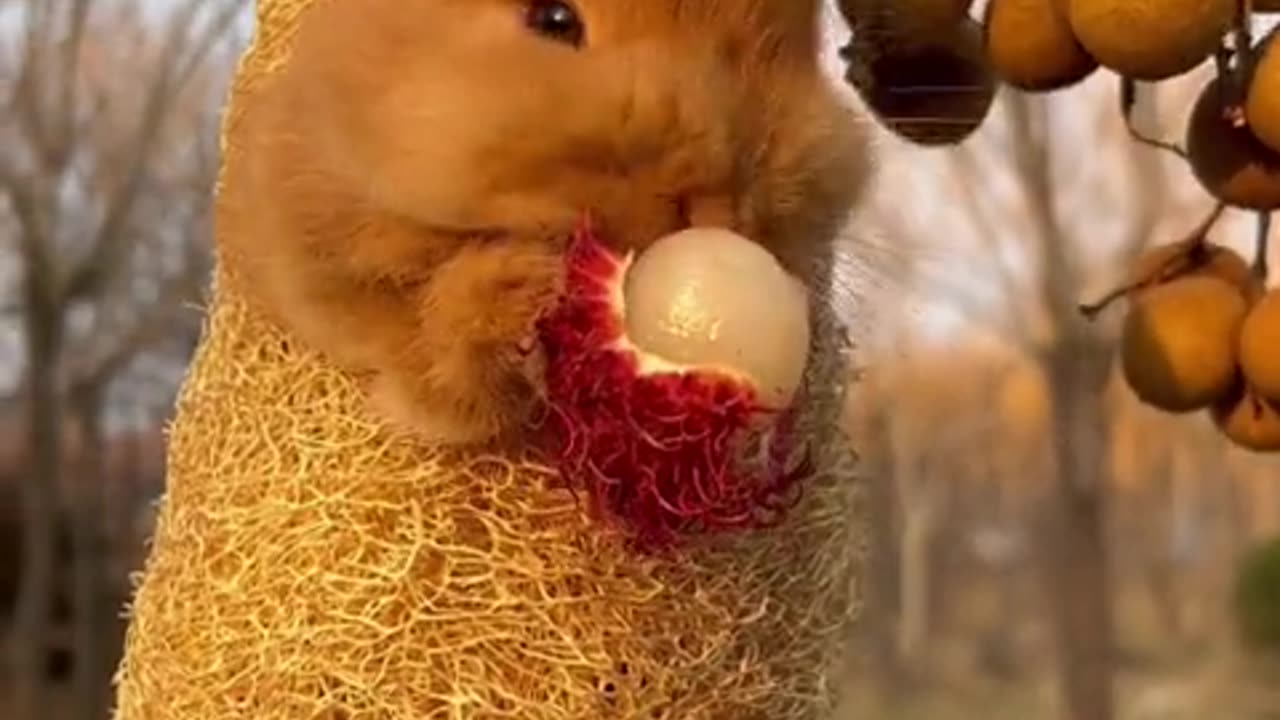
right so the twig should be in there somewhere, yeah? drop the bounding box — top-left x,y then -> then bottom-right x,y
1215,0 -> 1255,126
1078,201 -> 1226,320
1120,77 -> 1188,159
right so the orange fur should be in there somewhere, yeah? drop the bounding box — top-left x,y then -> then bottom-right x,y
217,0 -> 871,445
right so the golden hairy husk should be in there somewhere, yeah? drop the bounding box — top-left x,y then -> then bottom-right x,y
110,1 -> 867,718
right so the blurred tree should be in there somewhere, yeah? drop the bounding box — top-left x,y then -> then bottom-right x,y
904,76 -> 1196,720
0,1 -> 245,717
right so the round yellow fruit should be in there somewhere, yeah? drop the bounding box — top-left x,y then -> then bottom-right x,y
1240,289 -> 1280,402
844,16 -> 997,146
1188,76 -> 1280,211
983,0 -> 1098,91
1121,275 -> 1248,413
1211,385 -> 1280,453
1245,29 -> 1280,155
1066,0 -> 1232,80
1127,240 -> 1261,301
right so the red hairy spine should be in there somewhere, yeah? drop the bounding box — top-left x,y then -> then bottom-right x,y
535,220 -> 812,552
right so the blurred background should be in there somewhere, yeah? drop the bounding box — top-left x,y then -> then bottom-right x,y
0,1 -> 1277,720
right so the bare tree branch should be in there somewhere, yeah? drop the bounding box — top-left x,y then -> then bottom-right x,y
1114,84 -> 1173,266
11,0 -> 51,160
0,156 -> 59,310
47,0 -> 94,171
61,0 -> 246,305
69,270 -> 204,394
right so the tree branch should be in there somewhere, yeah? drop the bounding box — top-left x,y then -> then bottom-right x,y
68,262 -> 206,394
0,153 -> 59,311
59,0 -> 245,305
1115,82 -> 1173,266
47,0 -> 94,171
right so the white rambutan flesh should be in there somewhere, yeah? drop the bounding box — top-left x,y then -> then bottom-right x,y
620,228 -> 812,410
535,220 -> 816,551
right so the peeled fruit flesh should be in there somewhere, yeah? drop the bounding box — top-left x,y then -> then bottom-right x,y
1212,385 -> 1280,453
1066,0 -> 1232,80
536,223 -> 814,548
1127,240 -> 1260,301
623,228 -> 811,409
844,16 -> 997,146
1188,76 -> 1280,212
1120,276 -> 1247,413
1245,30 -> 1280,155
983,0 -> 1097,92
1239,289 -> 1280,402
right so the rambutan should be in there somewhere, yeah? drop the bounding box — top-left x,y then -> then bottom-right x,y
535,220 -> 816,551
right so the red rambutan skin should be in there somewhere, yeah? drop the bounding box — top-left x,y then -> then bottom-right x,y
534,219 -> 813,552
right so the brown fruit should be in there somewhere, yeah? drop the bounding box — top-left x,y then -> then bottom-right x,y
1245,29 -> 1280,155
1121,276 -> 1247,413
839,0 -> 974,33
1211,385 -> 1280,453
983,0 -> 1098,91
1240,289 -> 1280,402
1187,75 -> 1280,211
1066,0 -> 1232,80
1127,240 -> 1261,301
844,17 -> 997,146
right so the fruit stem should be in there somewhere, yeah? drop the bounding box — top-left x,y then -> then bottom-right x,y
1254,211 -> 1271,283
1077,203 -> 1226,321
1224,0 -> 1254,125
1119,77 -> 1187,160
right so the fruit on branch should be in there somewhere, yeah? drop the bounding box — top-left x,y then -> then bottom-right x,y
1188,76 -> 1280,211
1211,384 -> 1280,452
1064,0 -> 1232,80
983,0 -> 1098,91
843,16 -> 997,146
1245,29 -> 1280,155
536,224 -> 814,548
1239,289 -> 1280,402
1127,239 -> 1260,302
1120,275 -> 1248,413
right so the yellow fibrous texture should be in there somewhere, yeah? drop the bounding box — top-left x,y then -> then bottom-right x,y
110,2 -> 867,719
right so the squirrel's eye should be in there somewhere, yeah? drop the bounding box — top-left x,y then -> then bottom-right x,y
525,0 -> 585,48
